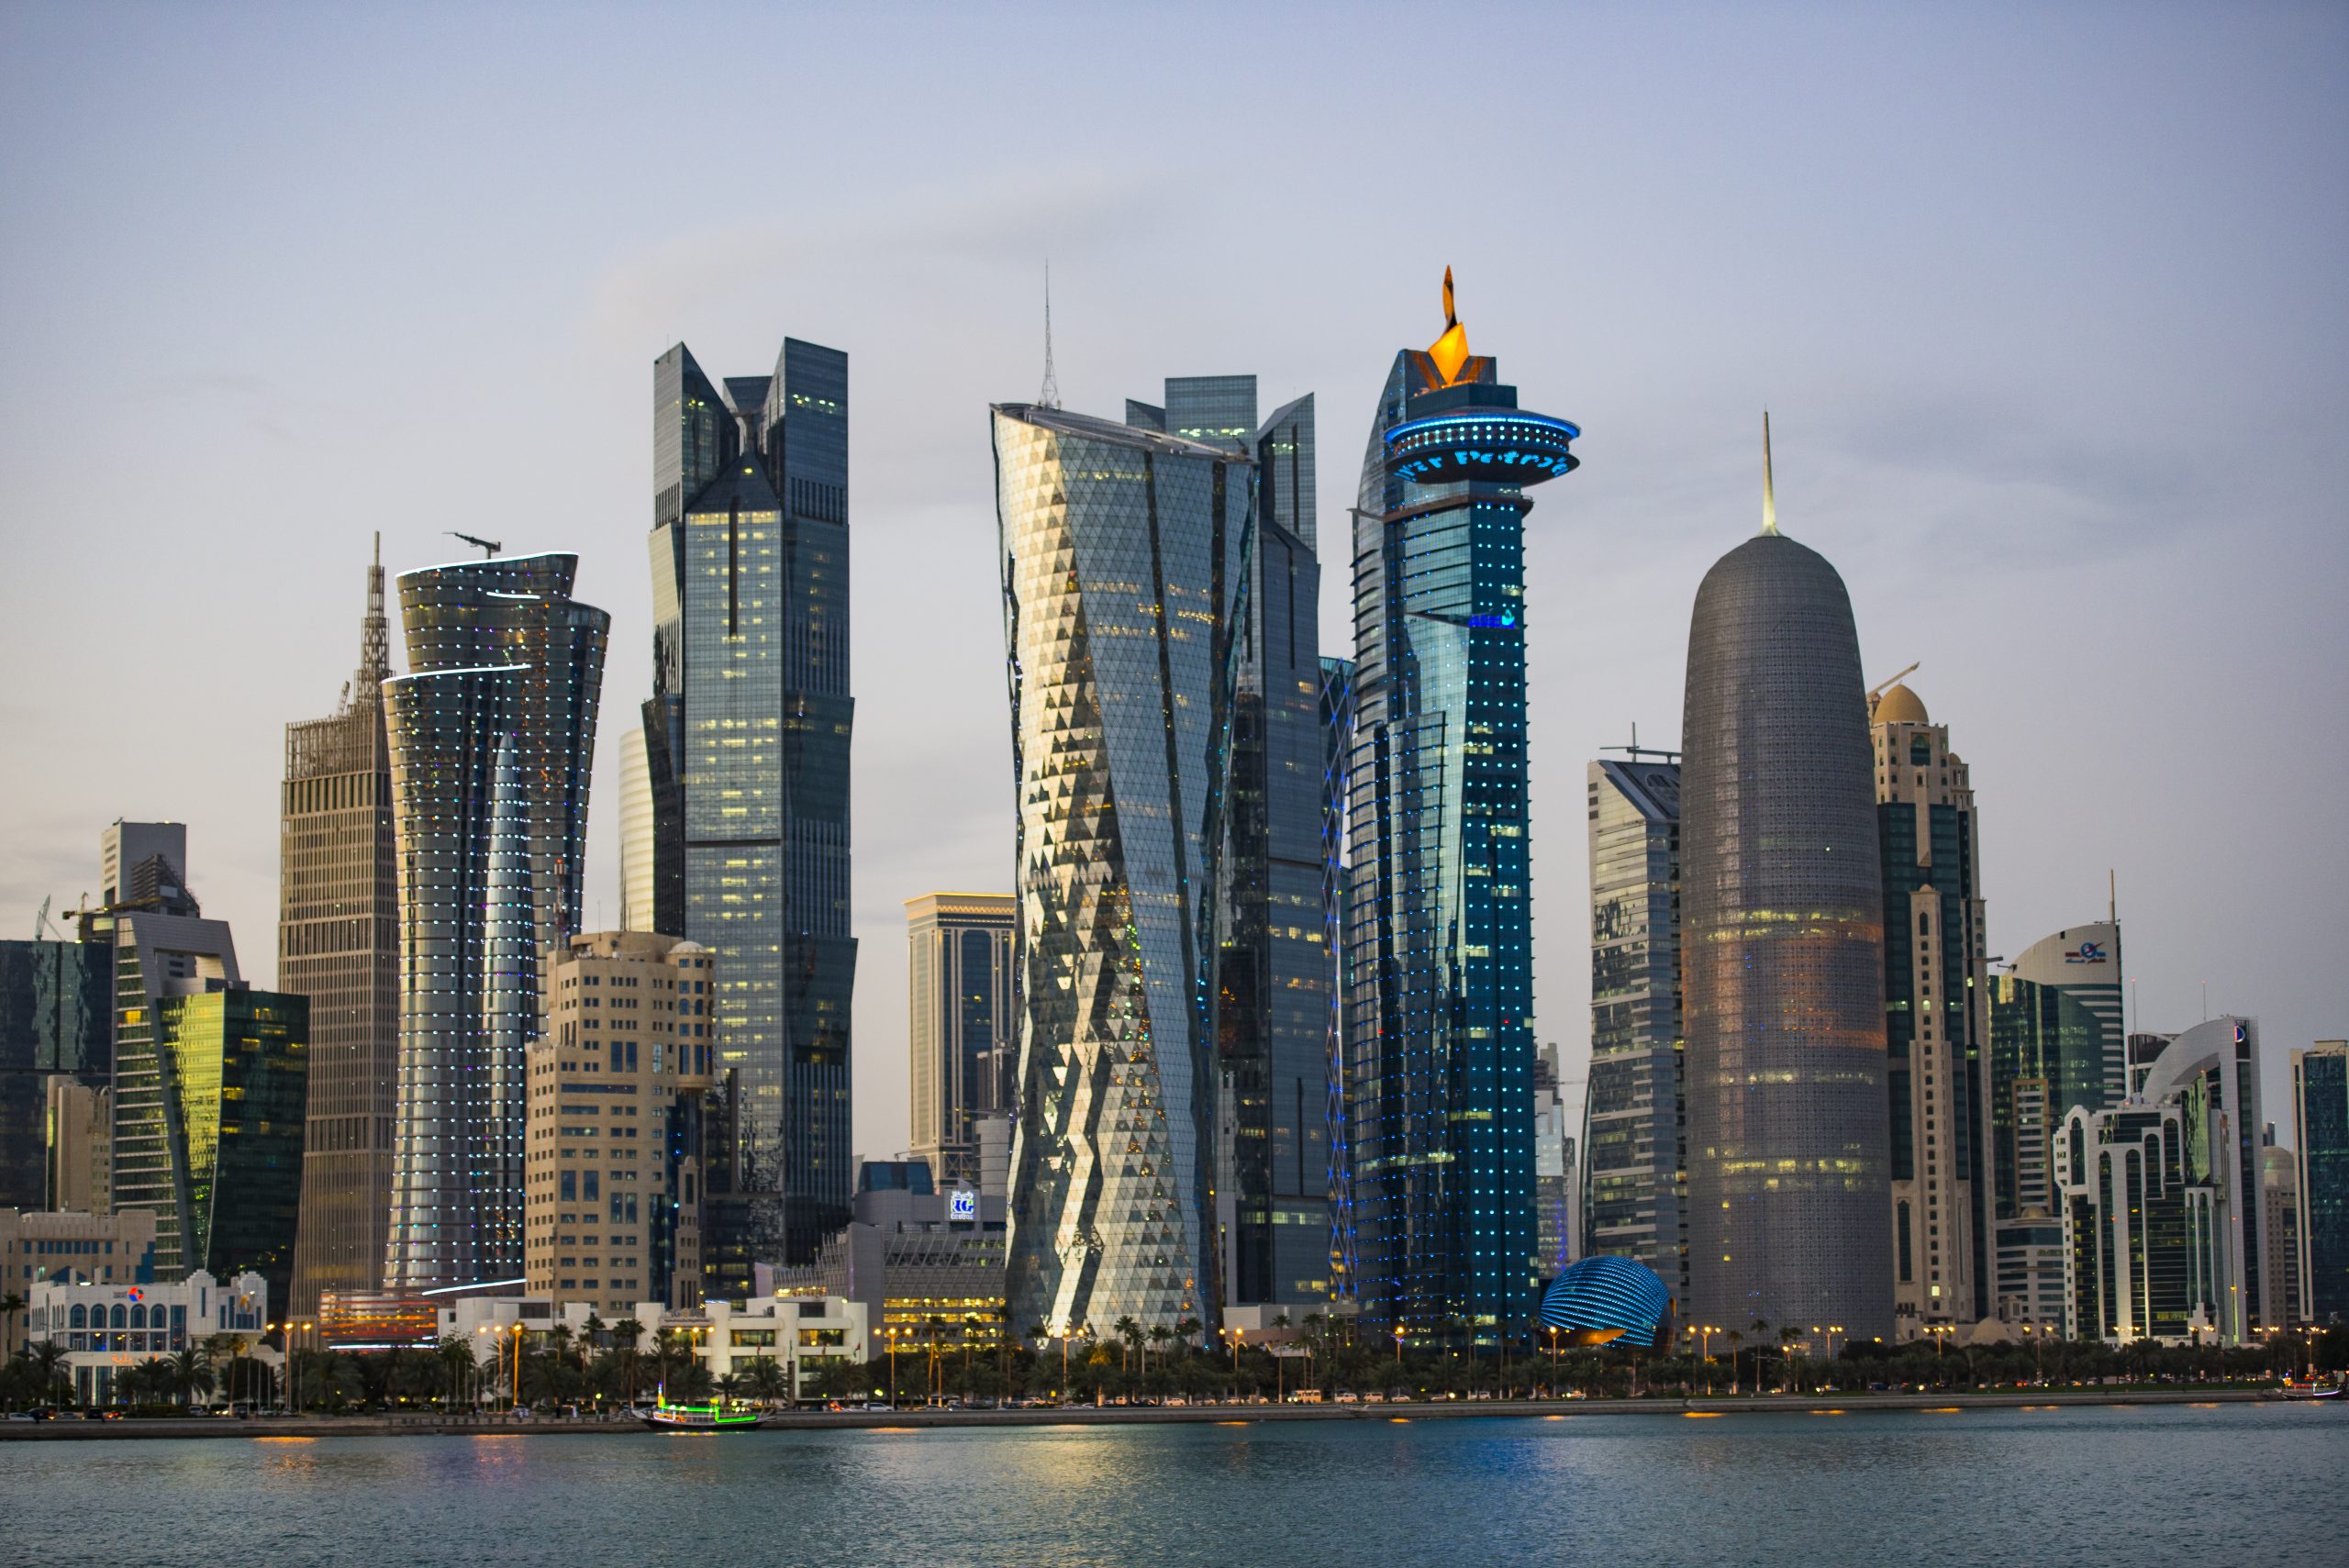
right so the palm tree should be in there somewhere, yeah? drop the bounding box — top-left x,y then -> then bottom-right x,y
171,1343 -> 216,1409
1148,1324 -> 1173,1378
28,1340 -> 70,1409
1724,1330 -> 1745,1395
1113,1315 -> 1141,1375
714,1370 -> 747,1407
435,1335 -> 475,1411
1777,1328 -> 1798,1394
744,1355 -> 789,1408
0,1292 -> 24,1350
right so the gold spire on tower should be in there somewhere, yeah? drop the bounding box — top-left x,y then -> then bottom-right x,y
1761,411 -> 1779,536
1428,266 -> 1472,386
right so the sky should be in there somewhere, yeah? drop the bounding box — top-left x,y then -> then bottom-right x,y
2,2 -> 2343,1157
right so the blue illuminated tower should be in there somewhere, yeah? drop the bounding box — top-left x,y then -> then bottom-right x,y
1344,272 -> 1579,1345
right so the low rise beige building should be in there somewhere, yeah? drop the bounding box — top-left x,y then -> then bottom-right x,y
528,932 -> 716,1317
2,1207 -> 159,1356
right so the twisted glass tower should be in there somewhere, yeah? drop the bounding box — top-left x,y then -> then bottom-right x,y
1681,423 -> 1891,1341
383,553 -> 607,1292
1344,273 -> 1578,1344
993,402 -> 1252,1334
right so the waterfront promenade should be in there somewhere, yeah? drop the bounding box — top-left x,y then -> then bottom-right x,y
0,1385 -> 2282,1440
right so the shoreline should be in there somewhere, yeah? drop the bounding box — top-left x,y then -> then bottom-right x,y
0,1387 -> 2291,1440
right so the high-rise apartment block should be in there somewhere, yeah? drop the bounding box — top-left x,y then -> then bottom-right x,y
643,339 -> 856,1285
1867,678 -> 1989,1332
526,932 -> 716,1315
383,552 -> 609,1292
905,893 -> 1016,1189
2261,1138 -> 2304,1329
0,938 -> 111,1211
2293,1040 -> 2348,1323
1583,757 -> 1684,1301
282,539 -> 400,1315
1682,424 -> 1892,1343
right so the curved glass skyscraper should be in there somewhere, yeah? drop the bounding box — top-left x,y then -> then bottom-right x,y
1343,274 -> 1578,1344
383,553 -> 607,1292
1681,428 -> 1891,1341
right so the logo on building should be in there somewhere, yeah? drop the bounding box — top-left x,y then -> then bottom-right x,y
2064,941 -> 2109,965
949,1188 -> 978,1221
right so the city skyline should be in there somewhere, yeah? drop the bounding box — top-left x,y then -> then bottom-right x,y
2,5 -> 2343,1168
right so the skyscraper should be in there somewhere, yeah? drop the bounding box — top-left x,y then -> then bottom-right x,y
1867,676 -> 1989,1332
2261,1137 -> 2305,1329
1319,655 -> 1358,1304
1682,420 -> 1892,1343
992,398 -> 1252,1334
2293,1040 -> 2348,1322
283,538 -> 399,1315
905,893 -> 1017,1188
382,552 -> 608,1292
642,339 -> 855,1284
1583,756 -> 1685,1301
1988,919 -> 2125,1327
0,938 -> 110,1211
1344,273 -> 1579,1343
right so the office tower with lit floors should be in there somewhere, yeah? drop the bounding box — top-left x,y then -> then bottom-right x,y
1343,273 -> 1579,1345
283,538 -> 400,1315
1867,675 -> 1990,1334
382,552 -> 608,1292
1681,419 -> 1892,1344
905,893 -> 1017,1188
642,339 -> 856,1286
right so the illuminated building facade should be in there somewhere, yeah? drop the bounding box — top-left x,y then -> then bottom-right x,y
1582,757 -> 1685,1299
2291,1040 -> 2348,1322
1868,679 -> 1989,1333
642,339 -> 856,1284
993,398 -> 1252,1334
1343,273 -> 1578,1343
1537,1254 -> 1673,1351
905,893 -> 1017,1189
282,538 -> 400,1316
1681,422 -> 1891,1343
383,552 -> 608,1292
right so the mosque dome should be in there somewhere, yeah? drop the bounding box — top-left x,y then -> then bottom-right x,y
1872,684 -> 1928,725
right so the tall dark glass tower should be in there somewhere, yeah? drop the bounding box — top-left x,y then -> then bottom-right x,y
1681,421 -> 1892,1342
383,553 -> 608,1292
0,940 -> 110,1211
644,339 -> 855,1284
1344,273 -> 1579,1344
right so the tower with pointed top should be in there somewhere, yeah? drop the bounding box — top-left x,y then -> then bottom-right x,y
284,537 -> 402,1314
1344,272 -> 1580,1344
643,338 -> 855,1288
1681,422 -> 1893,1342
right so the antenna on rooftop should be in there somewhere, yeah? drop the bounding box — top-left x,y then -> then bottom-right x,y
1040,261 -> 1060,409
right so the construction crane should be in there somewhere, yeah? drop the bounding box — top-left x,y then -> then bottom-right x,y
448,530 -> 502,558
1865,661 -> 1920,708
33,895 -> 49,940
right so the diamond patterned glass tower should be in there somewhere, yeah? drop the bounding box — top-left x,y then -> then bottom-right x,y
993,403 -> 1253,1335
1344,273 -> 1578,1344
383,553 -> 607,1291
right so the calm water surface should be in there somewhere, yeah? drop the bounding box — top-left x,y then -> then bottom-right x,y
6,1405 -> 2344,1566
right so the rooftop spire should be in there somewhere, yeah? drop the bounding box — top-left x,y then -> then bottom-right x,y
1039,261 -> 1060,409
1428,265 -> 1472,386
1761,410 -> 1779,536
357,529 -> 391,696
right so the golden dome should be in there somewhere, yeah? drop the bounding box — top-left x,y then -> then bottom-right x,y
1872,683 -> 1928,725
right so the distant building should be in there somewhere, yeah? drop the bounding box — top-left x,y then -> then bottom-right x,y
0,1207 -> 156,1356
437,1291 -> 868,1398
43,1077 -> 110,1211
1319,656 -> 1357,1306
2008,924 -> 2126,1106
1682,423 -> 1891,1342
382,552 -> 609,1293
1868,678 -> 1990,1334
282,536 -> 399,1317
1343,274 -> 1579,1344
527,932 -> 717,1316
2294,1040 -> 2348,1323
0,938 -> 111,1210
763,1157 -> 1008,1357
1582,756 -> 1684,1299
1533,1043 -> 1576,1273
2261,1138 -> 2305,1329
904,894 -> 1016,1188
26,1267 -> 269,1406
2059,1017 -> 2269,1344
617,724 -> 654,936
642,339 -> 857,1286
1987,966 -> 2116,1329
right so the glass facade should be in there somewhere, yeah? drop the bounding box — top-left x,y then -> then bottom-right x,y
905,894 -> 1017,1187
2295,1043 -> 2349,1323
993,402 -> 1250,1334
1319,656 -> 1358,1303
645,339 -> 855,1286
1987,973 -> 2110,1325
1582,759 -> 1684,1301
1682,528 -> 1892,1342
1342,301 -> 1577,1344
382,552 -> 608,1291
282,542 -> 398,1315
0,940 -> 111,1211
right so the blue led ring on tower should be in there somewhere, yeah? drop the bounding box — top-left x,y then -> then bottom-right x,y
1537,1255 -> 1674,1351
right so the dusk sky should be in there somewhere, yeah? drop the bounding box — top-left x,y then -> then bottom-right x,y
3,2 -> 2342,1157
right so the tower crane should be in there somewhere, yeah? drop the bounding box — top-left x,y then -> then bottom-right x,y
1865,661 -> 1920,708
448,531 -> 502,558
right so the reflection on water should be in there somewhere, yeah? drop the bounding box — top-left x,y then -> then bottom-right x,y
7,1407 -> 2346,1568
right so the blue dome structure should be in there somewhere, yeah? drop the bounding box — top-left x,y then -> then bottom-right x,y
1538,1257 -> 1674,1351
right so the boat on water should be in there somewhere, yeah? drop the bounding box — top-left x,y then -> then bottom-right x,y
640,1397 -> 767,1431
2278,1380 -> 2342,1402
